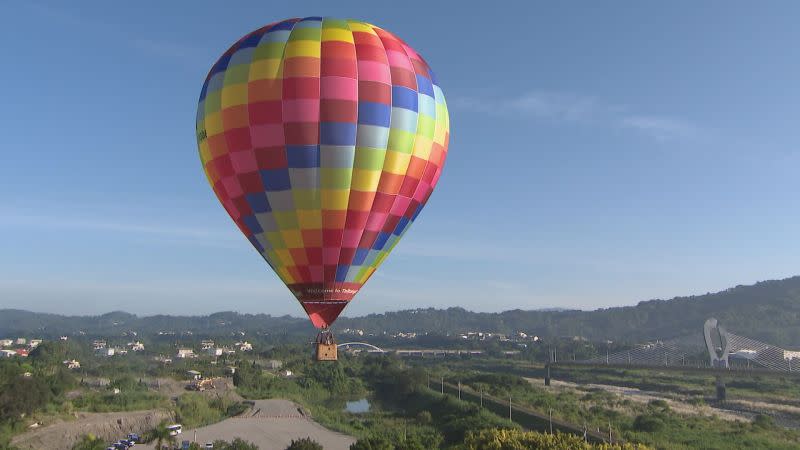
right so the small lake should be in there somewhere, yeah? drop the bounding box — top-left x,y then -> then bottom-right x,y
344,398 -> 370,414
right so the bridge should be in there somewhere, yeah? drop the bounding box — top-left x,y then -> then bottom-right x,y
572,318 -> 799,374
337,342 -> 386,353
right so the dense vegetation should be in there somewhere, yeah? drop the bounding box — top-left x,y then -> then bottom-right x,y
5,275 -> 800,346
460,429 -> 650,450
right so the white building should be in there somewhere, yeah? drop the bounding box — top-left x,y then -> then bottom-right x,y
236,341 -> 253,352
128,341 -> 145,352
29,339 -> 42,348
95,347 -> 115,357
0,349 -> 16,358
176,349 -> 196,359
207,347 -> 223,357
15,338 -> 26,345
784,350 -> 800,361
267,360 -> 283,370
0,339 -> 12,347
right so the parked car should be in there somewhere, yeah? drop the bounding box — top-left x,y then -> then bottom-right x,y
127,433 -> 140,443
204,443 -> 214,449
167,424 -> 182,436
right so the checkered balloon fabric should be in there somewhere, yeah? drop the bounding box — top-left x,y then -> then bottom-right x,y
196,17 -> 449,328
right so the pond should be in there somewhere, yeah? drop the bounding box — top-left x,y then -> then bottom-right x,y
344,398 -> 370,414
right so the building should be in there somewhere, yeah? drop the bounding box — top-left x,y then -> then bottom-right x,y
0,339 -> 12,347
63,359 -> 81,369
59,336 -> 69,341
176,349 -> 196,359
187,370 -> 202,380
236,341 -> 253,352
95,347 -> 115,357
200,340 -> 215,350
784,350 -> 800,361
15,338 -> 26,346
267,360 -> 283,370
280,369 -> 293,377
225,366 -> 236,375
207,347 -> 223,357
92,340 -> 107,350
29,339 -> 42,348
128,341 -> 145,352
15,349 -> 29,357
0,350 -> 16,358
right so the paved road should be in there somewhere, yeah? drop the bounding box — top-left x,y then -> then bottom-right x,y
145,399 -> 355,450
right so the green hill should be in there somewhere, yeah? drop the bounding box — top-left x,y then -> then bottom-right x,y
2,276 -> 799,347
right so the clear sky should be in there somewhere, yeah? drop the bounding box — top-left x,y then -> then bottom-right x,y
2,2 -> 800,317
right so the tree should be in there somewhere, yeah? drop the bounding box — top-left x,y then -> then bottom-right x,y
0,375 -> 52,422
148,421 -> 175,450
350,435 -> 395,450
71,434 -> 107,450
286,437 -> 323,450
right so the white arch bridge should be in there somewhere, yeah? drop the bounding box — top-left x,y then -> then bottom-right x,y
337,342 -> 386,353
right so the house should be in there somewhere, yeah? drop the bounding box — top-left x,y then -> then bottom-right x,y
63,359 -> 81,369
92,340 -> 107,350
15,349 -> 29,357
200,340 -> 215,350
267,360 -> 283,370
225,366 -> 237,376
0,339 -> 12,347
128,341 -> 145,352
59,336 -> 69,341
187,370 -> 202,380
15,338 -> 26,346
236,341 -> 253,352
206,347 -> 223,357
95,347 -> 115,357
279,369 -> 293,377
176,349 -> 196,359
0,350 -> 16,358
29,339 -> 42,348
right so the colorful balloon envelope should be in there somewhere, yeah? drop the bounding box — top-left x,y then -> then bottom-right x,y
196,17 -> 449,328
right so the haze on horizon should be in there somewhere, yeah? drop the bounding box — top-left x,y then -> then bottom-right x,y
2,2 -> 800,318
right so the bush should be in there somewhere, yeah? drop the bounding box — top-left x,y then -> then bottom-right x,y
71,434 -> 107,450
632,414 -> 665,433
752,414 -> 774,429
461,428 -> 653,450
212,438 -> 259,450
286,437 -> 323,450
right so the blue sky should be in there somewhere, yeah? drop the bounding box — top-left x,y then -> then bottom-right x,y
2,2 -> 800,317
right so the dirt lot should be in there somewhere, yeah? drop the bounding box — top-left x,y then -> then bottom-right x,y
142,399 -> 355,450
12,409 -> 173,450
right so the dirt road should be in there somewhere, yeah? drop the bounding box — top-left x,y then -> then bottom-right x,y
143,399 -> 355,450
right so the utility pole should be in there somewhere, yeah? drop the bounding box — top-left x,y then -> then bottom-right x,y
480,389 -> 483,407
458,381 -> 461,400
509,395 -> 512,421
606,348 -> 609,365
441,376 -> 444,394
608,421 -> 612,443
549,408 -> 553,434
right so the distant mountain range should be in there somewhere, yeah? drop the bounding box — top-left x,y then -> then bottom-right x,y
2,276 -> 800,347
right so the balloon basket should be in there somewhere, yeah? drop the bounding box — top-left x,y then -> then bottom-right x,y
314,329 -> 338,361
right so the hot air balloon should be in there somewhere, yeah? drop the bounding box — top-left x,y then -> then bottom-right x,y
196,17 -> 449,360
